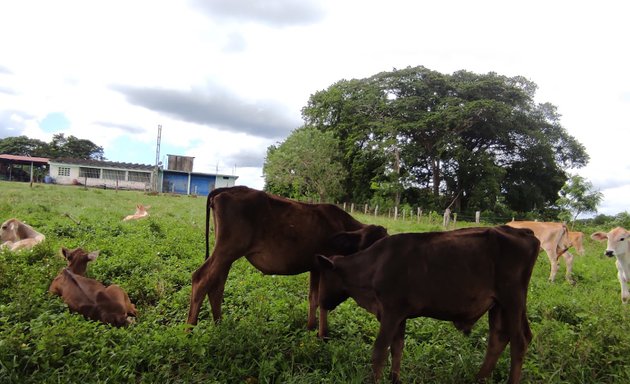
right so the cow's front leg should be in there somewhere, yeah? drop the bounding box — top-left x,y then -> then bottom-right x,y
617,261 -> 629,303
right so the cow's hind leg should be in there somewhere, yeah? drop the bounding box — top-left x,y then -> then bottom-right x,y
505,307 -> 529,384
563,251 -> 575,284
372,315 -> 403,383
390,319 -> 406,384
544,246 -> 559,282
187,254 -> 235,325
477,306 -> 509,382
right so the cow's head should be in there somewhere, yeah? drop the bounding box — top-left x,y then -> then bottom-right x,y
0,218 -> 19,243
570,232 -> 585,256
61,247 -> 99,276
591,227 -> 630,258
316,254 -> 349,311
329,224 -> 388,255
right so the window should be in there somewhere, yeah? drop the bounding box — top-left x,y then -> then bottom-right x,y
102,169 -> 126,181
57,167 -> 70,177
78,167 -> 100,179
128,171 -> 151,183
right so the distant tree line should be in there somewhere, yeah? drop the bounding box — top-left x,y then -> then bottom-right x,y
0,133 -> 104,160
264,66 -> 590,219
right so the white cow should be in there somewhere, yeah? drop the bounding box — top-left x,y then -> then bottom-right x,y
506,221 -> 573,282
0,218 -> 46,251
591,227 -> 630,303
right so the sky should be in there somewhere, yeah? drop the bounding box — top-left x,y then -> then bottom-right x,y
0,0 -> 628,216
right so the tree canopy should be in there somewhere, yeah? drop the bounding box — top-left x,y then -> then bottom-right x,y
299,66 -> 589,216
0,133 -> 105,160
263,126 -> 347,201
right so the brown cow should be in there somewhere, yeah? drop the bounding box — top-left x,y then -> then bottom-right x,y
317,226 -> 540,383
0,218 -> 45,251
49,247 -> 137,327
123,204 -> 150,221
187,186 -> 388,337
506,221 -> 573,282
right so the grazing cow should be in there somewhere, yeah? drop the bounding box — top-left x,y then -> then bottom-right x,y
591,227 -> 630,303
0,218 -> 45,251
506,221 -> 573,282
317,226 -> 540,384
123,204 -> 150,221
187,186 -> 388,337
49,247 -> 137,326
568,231 -> 585,256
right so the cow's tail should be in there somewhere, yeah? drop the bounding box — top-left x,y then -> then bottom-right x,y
556,224 -> 571,259
205,191 -> 213,259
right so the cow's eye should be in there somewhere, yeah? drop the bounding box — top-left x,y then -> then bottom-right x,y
620,238 -> 626,242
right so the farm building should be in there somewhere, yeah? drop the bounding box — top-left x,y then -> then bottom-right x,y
158,154 -> 238,195
47,155 -> 238,195
0,154 -> 50,182
49,158 -> 155,190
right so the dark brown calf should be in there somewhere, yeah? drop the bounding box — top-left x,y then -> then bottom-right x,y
317,225 -> 540,383
187,186 -> 388,337
49,248 -> 137,327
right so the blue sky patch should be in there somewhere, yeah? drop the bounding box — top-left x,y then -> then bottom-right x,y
40,112 -> 71,133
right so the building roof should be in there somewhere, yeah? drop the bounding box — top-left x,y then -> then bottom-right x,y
49,158 -> 154,171
0,154 -> 50,164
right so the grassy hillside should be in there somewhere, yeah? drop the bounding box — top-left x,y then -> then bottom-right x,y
0,181 -> 629,383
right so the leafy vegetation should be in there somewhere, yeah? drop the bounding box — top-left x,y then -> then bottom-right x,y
0,133 -> 104,160
1,181 -> 629,383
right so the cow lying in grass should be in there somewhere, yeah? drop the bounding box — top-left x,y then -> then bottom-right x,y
591,227 -> 630,303
317,226 -> 540,383
49,247 -> 137,327
0,218 -> 45,251
123,204 -> 150,221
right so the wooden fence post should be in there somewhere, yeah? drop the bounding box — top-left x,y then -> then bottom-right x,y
375,205 -> 379,217
443,208 -> 451,229
475,211 -> 480,224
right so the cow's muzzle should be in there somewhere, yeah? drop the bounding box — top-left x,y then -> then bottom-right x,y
605,250 -> 615,257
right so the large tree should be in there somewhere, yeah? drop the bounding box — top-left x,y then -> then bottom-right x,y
0,136 -> 48,157
301,66 -> 589,215
556,174 -> 603,225
0,133 -> 104,160
263,126 -> 347,202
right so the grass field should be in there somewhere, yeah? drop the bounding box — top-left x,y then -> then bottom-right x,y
1,181 -> 629,383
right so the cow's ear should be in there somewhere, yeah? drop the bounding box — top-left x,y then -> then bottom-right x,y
591,232 -> 607,241
61,247 -> 70,259
87,251 -> 100,261
316,254 -> 335,270
329,232 -> 361,255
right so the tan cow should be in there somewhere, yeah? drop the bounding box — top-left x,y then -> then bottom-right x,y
0,218 -> 45,251
123,204 -> 150,221
506,221 -> 573,283
568,231 -> 585,256
49,247 -> 137,326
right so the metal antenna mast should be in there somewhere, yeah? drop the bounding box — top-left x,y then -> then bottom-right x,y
153,124 -> 162,192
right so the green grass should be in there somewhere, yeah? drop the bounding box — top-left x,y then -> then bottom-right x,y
1,181 -> 629,383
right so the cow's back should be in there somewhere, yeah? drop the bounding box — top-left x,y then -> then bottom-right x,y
346,226 -> 539,319
209,186 -> 367,274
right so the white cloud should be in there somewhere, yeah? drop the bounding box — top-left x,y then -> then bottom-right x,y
0,0 -> 629,209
